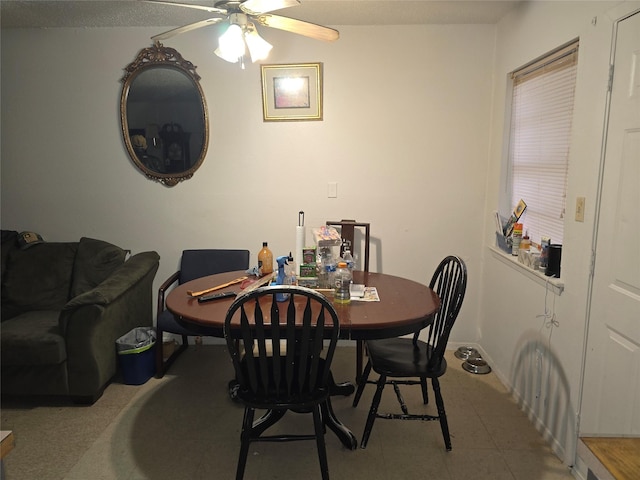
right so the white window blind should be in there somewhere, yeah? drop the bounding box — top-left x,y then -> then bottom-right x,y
508,41 -> 579,246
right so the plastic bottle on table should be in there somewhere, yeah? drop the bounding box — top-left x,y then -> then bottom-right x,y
334,262 -> 352,304
342,243 -> 355,271
317,247 -> 333,288
258,242 -> 273,276
325,256 -> 337,289
285,252 -> 297,286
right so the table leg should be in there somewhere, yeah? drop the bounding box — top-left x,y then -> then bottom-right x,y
328,371 -> 355,396
251,409 -> 286,437
248,404 -> 356,450
228,373 -> 358,450
321,396 -> 358,450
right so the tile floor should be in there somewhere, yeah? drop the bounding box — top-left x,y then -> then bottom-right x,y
1,345 -> 576,480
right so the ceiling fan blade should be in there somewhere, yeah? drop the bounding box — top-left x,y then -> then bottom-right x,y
151,17 -> 224,41
241,0 -> 300,15
256,14 -> 339,42
142,0 -> 227,15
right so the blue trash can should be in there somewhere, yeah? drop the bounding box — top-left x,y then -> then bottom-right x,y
116,327 -> 156,385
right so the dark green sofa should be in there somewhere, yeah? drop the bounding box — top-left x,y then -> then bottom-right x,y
1,232 -> 160,403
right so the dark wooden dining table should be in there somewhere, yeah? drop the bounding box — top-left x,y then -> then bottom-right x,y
166,269 -> 440,449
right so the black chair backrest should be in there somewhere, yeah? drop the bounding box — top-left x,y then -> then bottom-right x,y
415,255 -> 467,370
224,286 -> 340,405
179,249 -> 250,284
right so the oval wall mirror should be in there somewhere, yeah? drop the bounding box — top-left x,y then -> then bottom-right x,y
120,43 -> 209,186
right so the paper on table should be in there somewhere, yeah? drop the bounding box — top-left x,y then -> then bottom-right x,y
351,287 -> 380,302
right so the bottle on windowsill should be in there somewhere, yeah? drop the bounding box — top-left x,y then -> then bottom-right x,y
520,231 -> 531,253
512,223 -> 523,256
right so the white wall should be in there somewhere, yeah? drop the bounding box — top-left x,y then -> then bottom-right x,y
1,23 -> 495,344
480,0 -> 640,470
4,1 -> 637,471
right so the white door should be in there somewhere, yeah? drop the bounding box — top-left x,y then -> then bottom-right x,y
580,10 -> 640,435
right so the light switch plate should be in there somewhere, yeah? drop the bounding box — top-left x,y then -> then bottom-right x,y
328,182 -> 337,198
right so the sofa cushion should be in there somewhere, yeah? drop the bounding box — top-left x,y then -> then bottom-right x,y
0,310 -> 66,366
70,237 -> 127,298
2,243 -> 77,318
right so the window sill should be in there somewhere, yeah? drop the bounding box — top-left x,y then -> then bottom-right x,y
488,245 -> 564,296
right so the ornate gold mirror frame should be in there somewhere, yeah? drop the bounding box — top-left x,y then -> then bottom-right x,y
120,43 -> 209,186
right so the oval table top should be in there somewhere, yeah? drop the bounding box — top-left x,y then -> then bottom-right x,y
166,270 -> 440,340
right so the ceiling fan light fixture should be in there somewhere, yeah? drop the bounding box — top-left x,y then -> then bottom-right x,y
244,25 -> 272,62
215,23 -> 245,63
147,0 -> 339,65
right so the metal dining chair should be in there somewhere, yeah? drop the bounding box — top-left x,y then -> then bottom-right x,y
155,249 -> 250,377
352,255 -> 467,451
224,285 -> 341,480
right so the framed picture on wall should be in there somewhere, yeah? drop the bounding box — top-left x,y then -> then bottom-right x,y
260,63 -> 323,121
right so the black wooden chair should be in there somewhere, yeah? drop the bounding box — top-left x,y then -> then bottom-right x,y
155,249 -> 249,377
325,219 -> 371,381
352,255 -> 467,451
224,285 -> 340,480
325,219 -> 370,272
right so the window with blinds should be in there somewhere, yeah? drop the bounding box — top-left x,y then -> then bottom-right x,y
507,40 -> 579,247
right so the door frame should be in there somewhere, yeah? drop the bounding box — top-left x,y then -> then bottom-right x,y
575,3 -> 640,464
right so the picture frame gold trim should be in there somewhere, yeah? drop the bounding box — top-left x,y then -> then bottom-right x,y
261,63 -> 323,122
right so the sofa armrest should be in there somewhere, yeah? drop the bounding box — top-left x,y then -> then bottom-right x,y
62,251 -> 161,312
59,251 -> 160,398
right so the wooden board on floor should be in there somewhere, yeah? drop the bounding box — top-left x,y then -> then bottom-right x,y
1,430 -> 15,459
581,437 -> 640,480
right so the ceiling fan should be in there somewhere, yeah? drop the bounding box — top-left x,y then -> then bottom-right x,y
143,0 -> 339,64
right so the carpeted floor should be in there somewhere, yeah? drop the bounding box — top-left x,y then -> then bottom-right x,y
1,345 -> 575,480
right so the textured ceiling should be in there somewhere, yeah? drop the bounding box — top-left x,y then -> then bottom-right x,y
0,0 -> 522,28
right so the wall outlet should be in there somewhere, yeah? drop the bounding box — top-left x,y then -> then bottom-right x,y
575,196 -> 585,222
